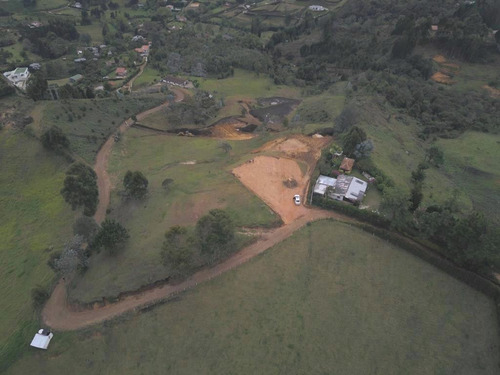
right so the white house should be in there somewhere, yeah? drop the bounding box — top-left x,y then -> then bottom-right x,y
314,174 -> 368,203
30,329 -> 54,350
3,67 -> 30,90
309,5 -> 327,12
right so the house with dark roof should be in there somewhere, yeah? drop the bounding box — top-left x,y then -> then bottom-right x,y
161,75 -> 191,88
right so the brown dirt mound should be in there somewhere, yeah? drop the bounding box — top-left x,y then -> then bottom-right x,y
283,177 -> 298,188
431,72 -> 455,85
433,55 -> 447,64
211,122 -> 254,140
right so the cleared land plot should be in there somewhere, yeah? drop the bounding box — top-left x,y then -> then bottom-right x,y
0,131 -> 74,372
41,95 -> 166,162
7,220 -> 499,374
68,130 -> 280,303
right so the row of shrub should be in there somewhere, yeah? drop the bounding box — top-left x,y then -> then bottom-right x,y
312,195 -> 390,229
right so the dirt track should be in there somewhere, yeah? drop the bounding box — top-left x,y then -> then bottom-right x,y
93,88 -> 185,223
43,209 -> 342,330
43,103 -> 340,331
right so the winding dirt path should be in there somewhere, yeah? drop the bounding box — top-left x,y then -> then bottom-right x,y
93,88 -> 185,223
44,88 -> 345,331
43,209 -> 344,331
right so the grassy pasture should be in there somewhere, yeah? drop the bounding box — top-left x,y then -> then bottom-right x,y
8,220 -> 500,374
437,131 -> 500,222
0,130 -> 74,372
40,94 -> 166,163
193,69 -> 300,98
132,66 -> 162,89
68,129 -> 280,303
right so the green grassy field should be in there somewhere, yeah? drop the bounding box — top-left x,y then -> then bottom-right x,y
193,69 -> 300,98
8,220 -> 499,374
68,129 -> 280,303
437,131 -> 500,222
41,95 -> 166,163
0,130 -> 74,372
132,66 -> 162,89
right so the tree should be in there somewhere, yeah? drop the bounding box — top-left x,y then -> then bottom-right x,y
425,146 -> 444,167
93,219 -> 129,255
380,187 -> 411,230
41,125 -> 70,153
26,71 -> 48,101
334,104 -> 358,133
54,235 -> 88,276
196,209 -> 235,263
353,139 -> 374,159
161,178 -> 174,192
61,162 -> 99,216
123,170 -> 148,199
73,216 -> 99,242
161,225 -> 194,277
218,141 -> 232,154
342,126 -> 367,157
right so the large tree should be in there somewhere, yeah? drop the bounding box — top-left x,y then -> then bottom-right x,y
40,125 -> 70,154
342,126 -> 367,157
196,209 -> 235,263
123,170 -> 149,199
93,219 -> 129,255
380,187 -> 411,230
26,71 -> 48,101
61,162 -> 99,216
54,235 -> 88,276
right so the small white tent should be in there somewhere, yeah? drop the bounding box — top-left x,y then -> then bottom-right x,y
30,329 -> 53,350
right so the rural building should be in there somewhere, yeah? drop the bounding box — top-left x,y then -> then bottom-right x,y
309,5 -> 327,11
116,67 -> 128,77
74,57 -> 86,63
339,157 -> 355,174
314,174 -> 368,203
313,175 -> 337,196
162,75 -> 191,88
28,21 -> 42,28
3,67 -> 30,90
69,74 -> 83,84
134,44 -> 150,57
30,329 -> 53,350
29,63 -> 41,70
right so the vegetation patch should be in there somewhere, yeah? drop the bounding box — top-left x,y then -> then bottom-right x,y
7,220 -> 500,374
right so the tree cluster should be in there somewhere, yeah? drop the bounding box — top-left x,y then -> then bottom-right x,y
61,162 -> 99,216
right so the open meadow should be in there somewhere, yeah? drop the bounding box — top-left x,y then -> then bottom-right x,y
68,129 -> 281,304
8,220 -> 499,374
0,130 -> 74,372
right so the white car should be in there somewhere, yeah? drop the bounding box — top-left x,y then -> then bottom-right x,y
293,194 -> 301,206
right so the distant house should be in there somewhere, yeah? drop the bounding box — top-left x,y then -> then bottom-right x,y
74,57 -> 86,63
73,2 -> 82,9
29,63 -> 41,71
314,174 -> 368,203
3,67 -> 30,90
161,75 -> 191,88
69,74 -> 83,84
131,35 -> 145,42
115,67 -> 127,77
309,5 -> 327,11
339,157 -> 355,174
176,15 -> 187,22
134,44 -> 150,57
28,21 -> 42,28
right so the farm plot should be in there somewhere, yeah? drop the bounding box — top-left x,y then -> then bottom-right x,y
68,130 -> 280,304
7,220 -> 499,375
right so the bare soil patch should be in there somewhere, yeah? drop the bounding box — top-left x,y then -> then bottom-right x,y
211,118 -> 254,140
482,85 -> 500,98
431,71 -> 455,85
233,156 -> 310,224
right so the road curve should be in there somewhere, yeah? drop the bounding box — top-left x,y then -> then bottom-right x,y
43,209 -> 340,331
93,88 -> 185,223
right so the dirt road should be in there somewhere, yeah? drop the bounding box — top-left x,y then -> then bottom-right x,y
43,208 -> 344,331
93,88 -> 185,223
